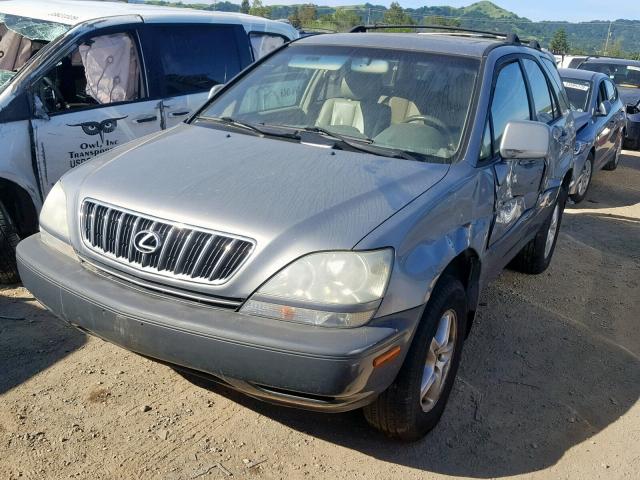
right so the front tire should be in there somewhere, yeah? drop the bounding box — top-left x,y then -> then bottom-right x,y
604,134 -> 622,171
363,275 -> 467,441
0,201 -> 20,284
570,152 -> 593,203
510,187 -> 567,275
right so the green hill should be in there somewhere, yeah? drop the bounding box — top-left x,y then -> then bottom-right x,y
142,1 -> 640,57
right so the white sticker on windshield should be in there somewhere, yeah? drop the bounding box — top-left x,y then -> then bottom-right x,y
563,81 -> 589,91
628,65 -> 640,72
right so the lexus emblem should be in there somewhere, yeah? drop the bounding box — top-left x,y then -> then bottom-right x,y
133,230 -> 162,254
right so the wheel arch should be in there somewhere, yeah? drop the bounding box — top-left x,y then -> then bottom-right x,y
436,248 -> 481,337
0,177 -> 40,237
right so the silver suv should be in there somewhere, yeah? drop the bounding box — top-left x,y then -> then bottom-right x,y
17,28 -> 576,440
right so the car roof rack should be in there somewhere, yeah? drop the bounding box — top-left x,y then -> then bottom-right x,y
349,24 -> 542,50
351,24 -> 515,40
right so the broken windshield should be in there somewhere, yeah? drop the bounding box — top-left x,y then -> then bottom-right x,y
0,13 -> 69,90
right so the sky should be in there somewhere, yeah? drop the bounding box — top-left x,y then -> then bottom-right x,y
190,0 -> 640,22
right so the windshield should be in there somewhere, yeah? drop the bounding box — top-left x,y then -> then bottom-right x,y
200,45 -> 479,163
579,62 -> 640,89
562,78 -> 591,112
0,13 -> 69,91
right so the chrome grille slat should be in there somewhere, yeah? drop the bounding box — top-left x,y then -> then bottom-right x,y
80,200 -> 254,285
114,212 -> 127,257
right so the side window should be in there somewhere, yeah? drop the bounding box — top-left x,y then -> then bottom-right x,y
491,61 -> 531,148
148,25 -> 249,96
34,32 -> 143,114
540,57 -> 570,114
249,33 -> 286,60
479,119 -> 492,161
598,81 -> 608,105
523,59 -> 556,123
605,79 -> 617,102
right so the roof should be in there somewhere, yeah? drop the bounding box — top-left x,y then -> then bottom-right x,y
558,68 -> 602,82
0,0 -> 297,38
296,32 -> 506,58
581,56 -> 640,67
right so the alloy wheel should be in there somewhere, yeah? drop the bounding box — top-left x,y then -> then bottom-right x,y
544,203 -> 560,259
577,159 -> 592,197
420,309 -> 457,413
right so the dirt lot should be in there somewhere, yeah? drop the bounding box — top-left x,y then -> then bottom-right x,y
1,153 -> 639,480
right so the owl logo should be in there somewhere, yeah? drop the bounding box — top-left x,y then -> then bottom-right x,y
67,116 -> 127,142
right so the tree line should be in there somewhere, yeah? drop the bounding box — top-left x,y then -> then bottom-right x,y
144,1 -> 640,59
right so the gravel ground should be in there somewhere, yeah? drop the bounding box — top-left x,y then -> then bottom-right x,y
1,152 -> 639,480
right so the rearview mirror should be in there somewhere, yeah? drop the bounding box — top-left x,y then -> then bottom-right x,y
208,84 -> 224,100
597,100 -> 612,116
500,120 -> 550,159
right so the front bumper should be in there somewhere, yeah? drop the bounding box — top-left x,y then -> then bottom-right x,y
17,234 -> 420,412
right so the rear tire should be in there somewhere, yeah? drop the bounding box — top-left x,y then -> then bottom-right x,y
0,201 -> 21,284
570,152 -> 593,203
510,187 -> 567,275
363,275 -> 467,441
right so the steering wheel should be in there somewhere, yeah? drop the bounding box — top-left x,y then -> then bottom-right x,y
38,76 -> 66,112
401,115 -> 453,147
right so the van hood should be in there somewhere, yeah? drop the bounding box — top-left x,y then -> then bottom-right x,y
70,123 -> 448,293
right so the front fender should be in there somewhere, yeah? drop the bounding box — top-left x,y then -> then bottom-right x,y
356,162 -> 494,319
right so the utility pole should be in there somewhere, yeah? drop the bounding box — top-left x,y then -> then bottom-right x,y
603,21 -> 612,55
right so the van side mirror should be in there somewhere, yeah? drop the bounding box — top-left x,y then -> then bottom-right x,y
597,100 -> 612,116
500,120 -> 550,159
208,84 -> 224,100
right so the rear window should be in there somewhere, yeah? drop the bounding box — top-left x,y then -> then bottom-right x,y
145,24 -> 252,96
562,78 -> 591,112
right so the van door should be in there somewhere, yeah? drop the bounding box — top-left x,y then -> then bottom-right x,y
30,30 -> 162,195
140,24 -> 253,129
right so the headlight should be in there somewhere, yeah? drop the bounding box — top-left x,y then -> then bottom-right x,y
574,140 -> 588,156
39,181 -> 70,242
240,249 -> 393,328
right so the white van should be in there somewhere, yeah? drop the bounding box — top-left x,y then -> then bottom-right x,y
0,0 -> 297,282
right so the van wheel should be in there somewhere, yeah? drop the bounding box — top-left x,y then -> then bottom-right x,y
0,201 -> 21,284
363,275 -> 467,441
510,188 -> 567,275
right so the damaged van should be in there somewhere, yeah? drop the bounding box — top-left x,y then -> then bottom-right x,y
0,0 -> 297,282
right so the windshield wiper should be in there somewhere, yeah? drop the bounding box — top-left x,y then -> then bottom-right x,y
298,126 -> 420,161
200,116 -> 298,139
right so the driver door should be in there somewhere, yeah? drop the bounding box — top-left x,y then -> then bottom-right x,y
30,29 -> 162,195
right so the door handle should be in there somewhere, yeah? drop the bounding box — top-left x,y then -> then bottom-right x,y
135,115 -> 158,124
170,110 -> 190,117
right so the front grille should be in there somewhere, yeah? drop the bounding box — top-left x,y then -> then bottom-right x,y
80,200 -> 255,285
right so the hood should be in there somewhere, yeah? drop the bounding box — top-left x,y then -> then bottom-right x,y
618,87 -> 640,107
70,123 -> 449,294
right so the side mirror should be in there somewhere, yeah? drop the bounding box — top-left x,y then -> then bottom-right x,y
500,120 -> 550,159
598,100 -> 612,116
208,84 -> 224,100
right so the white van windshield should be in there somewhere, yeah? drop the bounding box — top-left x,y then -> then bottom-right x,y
0,13 -> 69,90
200,45 -> 479,163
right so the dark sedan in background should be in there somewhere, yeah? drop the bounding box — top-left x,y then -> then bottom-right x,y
560,68 -> 625,203
578,57 -> 640,150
